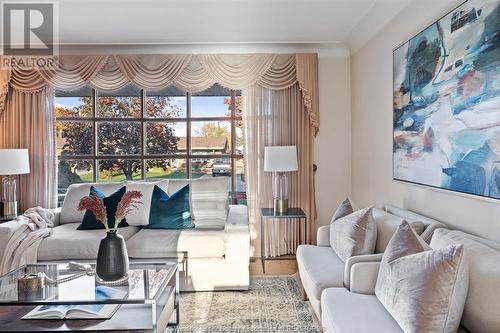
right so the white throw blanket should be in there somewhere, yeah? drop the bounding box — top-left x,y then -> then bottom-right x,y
0,207 -> 55,275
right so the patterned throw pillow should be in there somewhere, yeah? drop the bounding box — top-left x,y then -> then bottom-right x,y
330,197 -> 354,223
375,222 -> 468,333
329,207 -> 377,262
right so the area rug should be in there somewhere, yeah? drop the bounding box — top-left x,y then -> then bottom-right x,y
167,276 -> 322,333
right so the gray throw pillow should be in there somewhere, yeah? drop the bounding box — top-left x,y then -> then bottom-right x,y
329,207 -> 377,262
375,221 -> 469,333
409,221 -> 426,235
330,197 -> 354,223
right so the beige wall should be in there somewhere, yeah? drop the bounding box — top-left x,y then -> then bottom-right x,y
350,0 -> 500,242
314,56 -> 352,228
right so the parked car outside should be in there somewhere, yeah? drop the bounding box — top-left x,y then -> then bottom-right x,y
212,158 -> 231,176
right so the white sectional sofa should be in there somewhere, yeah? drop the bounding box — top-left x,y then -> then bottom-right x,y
297,205 -> 446,317
320,228 -> 500,333
0,177 -> 250,292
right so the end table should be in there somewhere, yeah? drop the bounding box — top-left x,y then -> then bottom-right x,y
260,208 -> 307,273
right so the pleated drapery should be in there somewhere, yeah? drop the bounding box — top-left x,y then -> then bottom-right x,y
0,53 -> 319,252
243,83 -> 316,257
0,87 -> 57,210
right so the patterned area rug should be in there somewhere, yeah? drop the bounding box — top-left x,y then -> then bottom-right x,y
167,276 -> 322,333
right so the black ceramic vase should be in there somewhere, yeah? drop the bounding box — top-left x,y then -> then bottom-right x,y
96,230 -> 129,281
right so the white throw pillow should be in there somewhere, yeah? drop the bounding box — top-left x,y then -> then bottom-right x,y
376,222 -> 468,333
60,182 -> 124,224
125,180 -> 169,226
329,207 -> 377,262
166,177 -> 229,226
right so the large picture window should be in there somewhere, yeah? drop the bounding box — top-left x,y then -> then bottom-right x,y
55,84 -> 245,203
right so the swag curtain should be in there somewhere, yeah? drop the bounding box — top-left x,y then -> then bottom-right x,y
0,53 -> 319,254
1,54 -> 318,133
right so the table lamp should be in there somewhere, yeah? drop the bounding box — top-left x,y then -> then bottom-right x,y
264,146 -> 298,213
0,149 -> 30,219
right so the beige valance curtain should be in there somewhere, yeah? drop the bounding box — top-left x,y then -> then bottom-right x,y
0,53 -> 319,133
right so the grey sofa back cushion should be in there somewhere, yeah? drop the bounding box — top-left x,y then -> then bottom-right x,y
60,183 -> 124,224
376,222 -> 468,333
383,204 -> 447,242
431,229 -> 500,333
372,207 -> 425,253
329,207 -> 377,262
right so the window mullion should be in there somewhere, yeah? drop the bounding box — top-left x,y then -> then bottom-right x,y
186,92 -> 192,179
140,89 -> 146,181
92,88 -> 98,183
230,90 -> 237,203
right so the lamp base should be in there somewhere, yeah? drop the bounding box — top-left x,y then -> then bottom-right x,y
274,199 -> 288,214
1,201 -> 18,220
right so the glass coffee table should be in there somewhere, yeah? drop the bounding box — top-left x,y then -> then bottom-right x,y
0,262 -> 179,332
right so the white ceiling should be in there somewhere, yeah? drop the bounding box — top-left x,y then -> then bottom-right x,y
57,0 -> 414,55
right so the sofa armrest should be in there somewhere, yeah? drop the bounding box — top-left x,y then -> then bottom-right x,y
49,207 -> 62,227
225,205 -> 250,265
344,253 -> 384,290
317,225 -> 330,247
0,220 -> 24,264
350,262 -> 381,295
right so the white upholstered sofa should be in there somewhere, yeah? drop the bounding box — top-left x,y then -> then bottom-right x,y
297,205 -> 447,317
320,228 -> 500,333
0,177 -> 250,292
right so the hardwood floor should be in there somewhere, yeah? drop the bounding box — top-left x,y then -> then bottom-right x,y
250,257 -> 298,275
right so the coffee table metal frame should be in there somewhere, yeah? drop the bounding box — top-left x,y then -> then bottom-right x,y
0,261 -> 179,332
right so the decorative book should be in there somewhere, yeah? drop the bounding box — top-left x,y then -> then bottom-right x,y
22,286 -> 127,320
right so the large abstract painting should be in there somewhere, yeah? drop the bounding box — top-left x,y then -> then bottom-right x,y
393,0 -> 500,200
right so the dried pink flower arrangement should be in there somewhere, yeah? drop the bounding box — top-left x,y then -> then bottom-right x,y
78,191 -> 143,232
115,191 -> 143,229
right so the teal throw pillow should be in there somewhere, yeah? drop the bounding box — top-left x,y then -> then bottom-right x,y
145,185 -> 194,229
77,186 -> 129,230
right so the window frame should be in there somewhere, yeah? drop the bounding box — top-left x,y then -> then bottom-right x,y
56,88 -> 245,203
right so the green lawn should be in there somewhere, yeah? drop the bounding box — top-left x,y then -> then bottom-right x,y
78,167 -> 205,182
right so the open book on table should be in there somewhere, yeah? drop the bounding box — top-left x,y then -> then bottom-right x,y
22,286 -> 127,320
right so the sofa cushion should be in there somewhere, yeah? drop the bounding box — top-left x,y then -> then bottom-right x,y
38,223 -> 139,260
321,288 -> 403,333
373,207 -> 428,253
60,183 -> 124,224
167,177 -> 229,226
330,197 -> 353,223
329,207 -> 377,262
296,245 -> 344,300
126,228 -> 225,259
145,185 -> 193,229
431,229 -> 500,333
377,223 -> 468,333
189,177 -> 229,224
125,180 -> 169,226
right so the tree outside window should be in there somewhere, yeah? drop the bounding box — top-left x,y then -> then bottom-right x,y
55,84 -> 245,204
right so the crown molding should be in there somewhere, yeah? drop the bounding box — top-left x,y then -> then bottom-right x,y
59,42 -> 350,58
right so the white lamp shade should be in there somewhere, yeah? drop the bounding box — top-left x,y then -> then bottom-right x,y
264,146 -> 298,172
0,149 -> 30,175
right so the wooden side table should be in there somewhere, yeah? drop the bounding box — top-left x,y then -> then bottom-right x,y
260,208 -> 307,273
